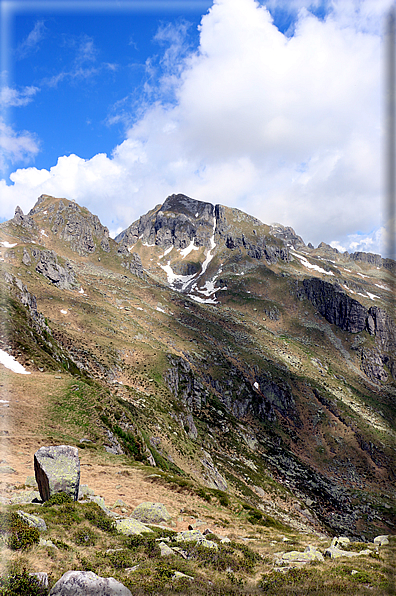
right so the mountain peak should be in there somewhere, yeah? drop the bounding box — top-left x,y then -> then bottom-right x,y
160,194 -> 214,219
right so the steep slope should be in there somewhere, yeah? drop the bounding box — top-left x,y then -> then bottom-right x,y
0,193 -> 395,544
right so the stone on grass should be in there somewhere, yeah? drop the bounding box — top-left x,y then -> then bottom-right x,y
324,546 -> 371,559
34,445 -> 80,502
49,571 -> 132,595
172,571 -> 194,581
131,502 -> 171,524
10,490 -> 41,504
78,484 -> 95,499
30,573 -> 49,589
17,510 -> 47,531
25,475 -> 38,487
280,546 -> 323,564
175,529 -> 218,549
374,535 -> 389,546
115,518 -> 153,536
159,541 -> 175,556
331,536 -> 350,548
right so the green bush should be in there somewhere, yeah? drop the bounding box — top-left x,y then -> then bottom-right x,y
0,512 -> 39,551
0,569 -> 47,596
260,568 -> 311,592
43,492 -> 73,507
107,550 -> 134,569
84,504 -> 116,533
126,534 -> 161,558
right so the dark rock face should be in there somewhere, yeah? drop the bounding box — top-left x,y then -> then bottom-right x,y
34,445 -> 80,502
30,199 -> 111,255
269,223 -> 305,249
49,571 -> 132,596
350,251 -> 383,267
35,250 -> 76,290
120,252 -> 145,279
297,278 -> 396,382
164,354 -> 294,424
298,278 -> 367,333
116,194 -> 216,250
116,194 -> 291,265
12,206 -> 37,231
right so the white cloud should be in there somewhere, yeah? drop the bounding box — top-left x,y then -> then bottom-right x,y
0,0 -> 391,255
0,85 -> 39,108
0,119 -> 40,171
15,20 -> 46,59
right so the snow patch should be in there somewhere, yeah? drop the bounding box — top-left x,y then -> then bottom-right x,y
156,307 -> 166,314
0,349 -> 30,375
40,229 -> 48,237
1,241 -> 17,248
79,287 -> 85,294
159,246 -> 173,259
291,251 -> 334,276
357,272 -> 369,278
253,382 -> 259,390
180,240 -> 199,259
136,307 -> 144,311
142,242 -> 155,247
366,292 -> 380,300
375,283 -> 390,291
60,309 -> 68,314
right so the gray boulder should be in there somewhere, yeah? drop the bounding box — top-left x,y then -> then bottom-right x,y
34,445 -> 80,502
17,510 -> 47,531
49,571 -> 132,595
131,502 -> 171,524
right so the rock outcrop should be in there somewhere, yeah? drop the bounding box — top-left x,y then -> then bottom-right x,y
116,194 -> 291,265
28,195 -> 111,256
34,445 -> 80,502
34,250 -> 77,290
131,502 -> 171,524
50,571 -> 132,596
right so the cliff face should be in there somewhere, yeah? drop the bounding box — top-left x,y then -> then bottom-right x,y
297,278 -> 396,382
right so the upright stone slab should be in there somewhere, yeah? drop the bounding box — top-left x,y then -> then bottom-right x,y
34,445 -> 80,502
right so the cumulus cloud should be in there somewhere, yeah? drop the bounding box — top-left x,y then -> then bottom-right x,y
1,0 -> 391,255
0,119 -> 39,172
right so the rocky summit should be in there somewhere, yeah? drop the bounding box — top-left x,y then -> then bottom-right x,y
0,192 -> 395,594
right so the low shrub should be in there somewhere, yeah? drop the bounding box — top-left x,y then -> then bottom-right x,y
0,512 -> 39,551
42,492 -> 73,507
84,504 -> 116,533
0,569 -> 47,596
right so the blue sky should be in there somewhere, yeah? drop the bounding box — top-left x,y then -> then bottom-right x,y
0,0 -> 394,255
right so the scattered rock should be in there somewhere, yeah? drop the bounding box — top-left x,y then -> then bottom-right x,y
175,529 -> 218,549
49,570 -> 132,595
374,535 -> 389,546
34,445 -> 80,502
115,518 -> 153,536
330,536 -> 350,548
29,573 -> 49,589
131,502 -> 171,524
10,490 -> 41,504
159,541 -> 175,556
17,510 -> 47,531
172,571 -> 194,581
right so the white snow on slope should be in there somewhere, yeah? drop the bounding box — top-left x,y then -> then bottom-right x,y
0,349 -> 30,374
1,241 -> 17,248
40,229 -> 48,237
160,246 -> 173,259
291,251 -> 334,276
375,283 -> 390,291
366,292 -> 380,300
180,240 -> 199,259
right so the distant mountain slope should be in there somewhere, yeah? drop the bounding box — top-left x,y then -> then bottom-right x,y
0,192 -> 395,540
